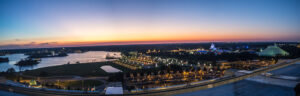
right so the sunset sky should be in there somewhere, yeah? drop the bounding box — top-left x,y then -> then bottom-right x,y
0,0 -> 300,49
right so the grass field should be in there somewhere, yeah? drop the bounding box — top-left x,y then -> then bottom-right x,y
22,61 -> 132,77
57,80 -> 103,89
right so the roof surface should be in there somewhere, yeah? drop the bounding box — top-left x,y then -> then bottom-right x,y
105,87 -> 123,95
258,45 -> 289,57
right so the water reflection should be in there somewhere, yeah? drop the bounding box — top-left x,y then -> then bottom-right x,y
0,51 -> 119,72
0,54 -> 28,72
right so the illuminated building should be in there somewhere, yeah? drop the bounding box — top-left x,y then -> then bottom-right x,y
210,43 -> 217,51
258,44 -> 289,57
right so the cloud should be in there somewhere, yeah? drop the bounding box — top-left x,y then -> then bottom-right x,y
30,42 -> 36,44
23,42 -> 36,46
0,41 -> 61,50
39,42 -> 58,46
14,39 -> 21,41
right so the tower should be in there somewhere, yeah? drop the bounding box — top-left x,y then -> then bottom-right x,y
210,43 -> 217,51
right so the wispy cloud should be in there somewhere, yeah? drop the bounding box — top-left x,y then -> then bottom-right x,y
14,39 -> 21,41
39,42 -> 58,46
0,42 -> 60,50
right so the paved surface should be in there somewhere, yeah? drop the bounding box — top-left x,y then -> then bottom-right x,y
175,61 -> 300,96
174,80 -> 295,96
270,62 -> 300,77
0,90 -> 27,96
245,75 -> 298,87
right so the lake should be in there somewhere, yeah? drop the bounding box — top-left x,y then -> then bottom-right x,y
0,51 -> 120,72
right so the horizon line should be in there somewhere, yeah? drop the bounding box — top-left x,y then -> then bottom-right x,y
0,40 -> 299,51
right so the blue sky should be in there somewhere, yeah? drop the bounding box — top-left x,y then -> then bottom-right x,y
0,0 -> 299,49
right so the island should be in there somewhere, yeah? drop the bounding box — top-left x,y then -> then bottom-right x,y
15,58 -> 40,66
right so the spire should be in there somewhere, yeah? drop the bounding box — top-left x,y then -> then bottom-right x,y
210,43 -> 217,50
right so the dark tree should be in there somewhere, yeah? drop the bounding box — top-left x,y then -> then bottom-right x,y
6,68 -> 15,74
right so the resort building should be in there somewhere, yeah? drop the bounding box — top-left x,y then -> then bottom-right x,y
258,44 -> 289,57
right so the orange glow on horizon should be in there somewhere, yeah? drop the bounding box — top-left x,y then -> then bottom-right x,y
0,33 -> 292,46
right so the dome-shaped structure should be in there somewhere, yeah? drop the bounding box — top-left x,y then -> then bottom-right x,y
258,44 -> 289,57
